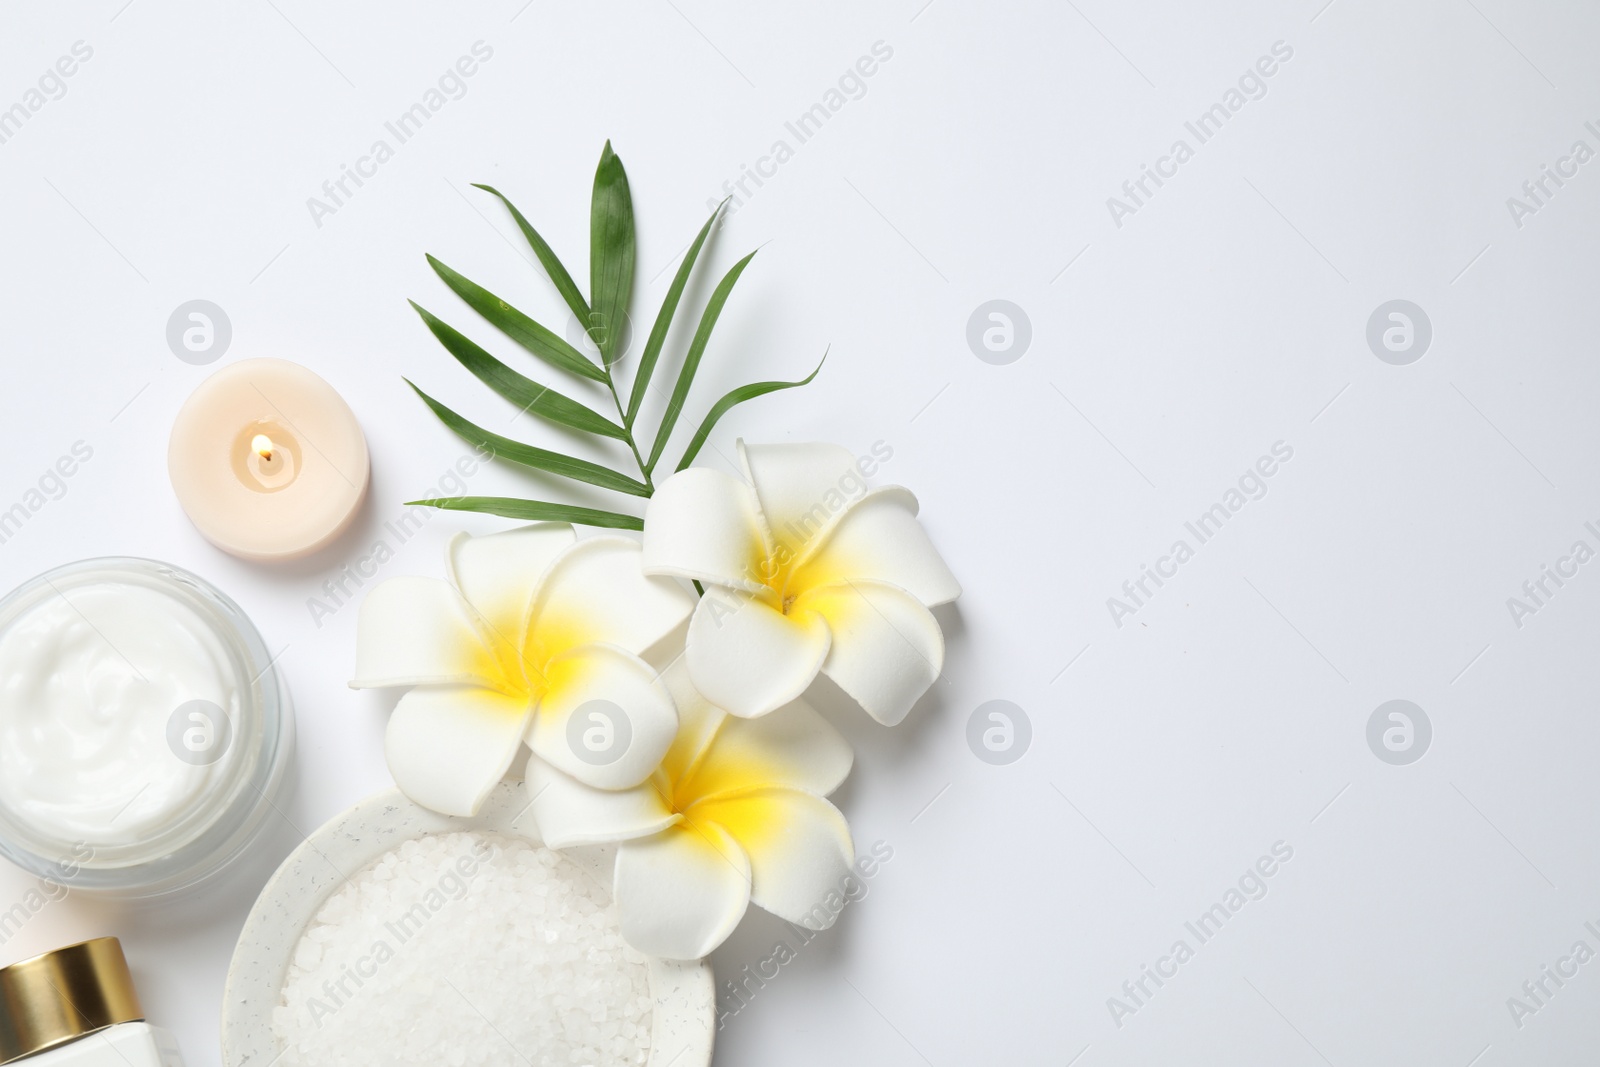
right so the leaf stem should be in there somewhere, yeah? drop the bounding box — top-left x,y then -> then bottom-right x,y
602,364 -> 654,494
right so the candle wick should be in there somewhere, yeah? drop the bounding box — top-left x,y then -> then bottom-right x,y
252,434 -> 276,462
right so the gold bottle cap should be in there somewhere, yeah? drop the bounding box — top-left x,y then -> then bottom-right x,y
0,937 -> 144,1064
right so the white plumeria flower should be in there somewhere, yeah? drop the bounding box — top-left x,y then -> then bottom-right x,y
641,441 -> 961,723
350,524 -> 696,817
527,661 -> 855,960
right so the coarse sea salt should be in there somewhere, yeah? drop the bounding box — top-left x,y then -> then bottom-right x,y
272,830 -> 653,1067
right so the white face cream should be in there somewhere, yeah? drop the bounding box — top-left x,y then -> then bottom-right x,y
0,581 -> 240,847
0,559 -> 293,896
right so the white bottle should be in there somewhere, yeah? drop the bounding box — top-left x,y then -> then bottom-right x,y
0,938 -> 184,1066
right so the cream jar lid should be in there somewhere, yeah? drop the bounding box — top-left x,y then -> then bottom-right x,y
0,937 -> 144,1064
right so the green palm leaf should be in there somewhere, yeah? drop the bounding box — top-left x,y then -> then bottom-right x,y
406,380 -> 649,497
472,183 -> 591,325
406,496 -> 643,530
676,352 -> 826,472
411,303 -> 627,441
627,201 -> 723,428
425,255 -> 605,383
646,250 -> 758,474
588,142 -> 635,369
410,142 -> 823,531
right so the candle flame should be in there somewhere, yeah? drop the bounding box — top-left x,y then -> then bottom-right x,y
252,434 -> 276,462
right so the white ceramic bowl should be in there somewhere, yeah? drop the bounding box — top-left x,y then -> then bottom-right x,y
222,781 -> 713,1066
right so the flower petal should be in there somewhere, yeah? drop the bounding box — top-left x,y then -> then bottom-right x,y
524,758 -> 679,849
657,657 -> 728,785
690,789 -> 853,930
385,685 -> 532,817
529,536 -> 696,662
445,524 -> 575,630
614,823 -> 751,959
682,696 -> 853,801
526,643 -> 678,790
351,577 -> 503,690
790,487 -> 961,607
738,440 -> 864,560
642,467 -> 768,593
686,586 -> 830,718
793,579 -> 944,726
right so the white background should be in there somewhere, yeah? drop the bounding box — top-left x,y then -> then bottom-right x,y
1,1 -> 1598,1064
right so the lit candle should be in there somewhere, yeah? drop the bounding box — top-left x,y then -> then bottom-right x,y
169,358 -> 370,561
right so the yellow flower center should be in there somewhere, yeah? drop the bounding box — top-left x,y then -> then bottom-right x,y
755,537 -> 855,617
462,608 -> 595,707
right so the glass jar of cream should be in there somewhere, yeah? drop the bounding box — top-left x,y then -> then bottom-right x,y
0,558 -> 293,897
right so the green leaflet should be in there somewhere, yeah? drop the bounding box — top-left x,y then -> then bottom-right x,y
675,353 -> 827,472
588,142 -> 635,369
406,380 -> 649,497
425,255 -> 606,383
410,303 -> 627,441
407,496 -> 644,530
627,201 -> 723,428
472,183 -> 591,325
646,250 -> 759,474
